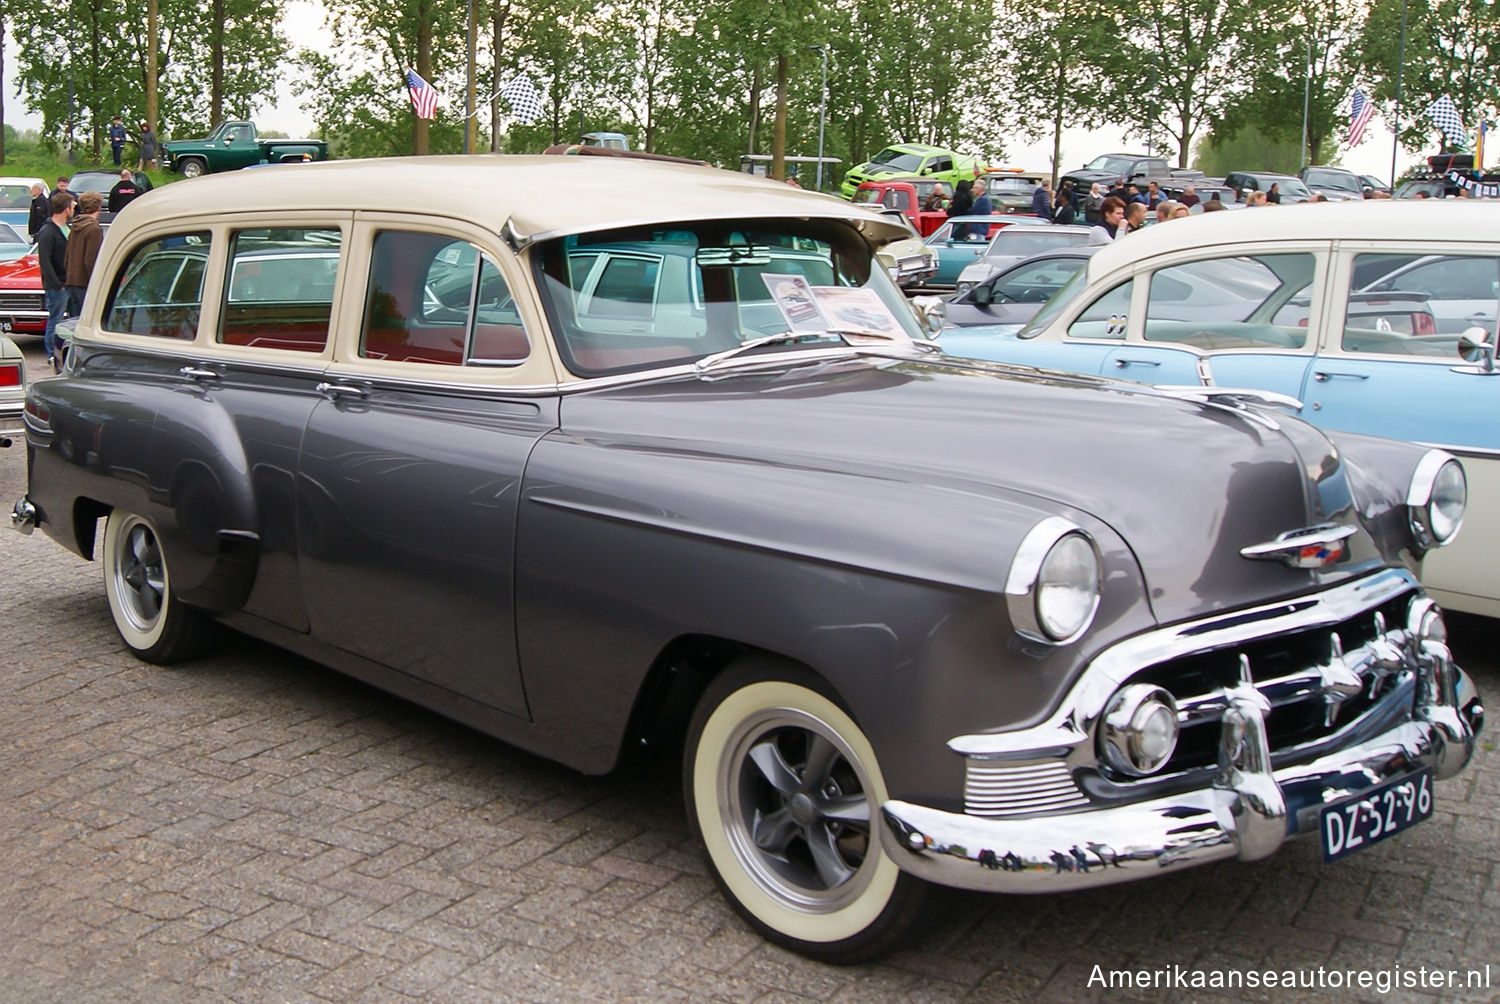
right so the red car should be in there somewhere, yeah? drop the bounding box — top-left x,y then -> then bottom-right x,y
0,251 -> 45,337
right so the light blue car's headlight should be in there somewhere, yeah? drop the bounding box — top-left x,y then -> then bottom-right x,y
1407,451 -> 1466,551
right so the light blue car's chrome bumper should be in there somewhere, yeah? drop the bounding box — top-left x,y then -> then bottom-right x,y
879,658 -> 1481,894
0,399 -> 22,447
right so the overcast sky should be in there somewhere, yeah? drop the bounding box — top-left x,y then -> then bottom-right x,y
4,4 -> 1409,184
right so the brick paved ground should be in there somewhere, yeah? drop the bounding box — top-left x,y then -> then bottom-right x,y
2,355 -> 1498,1002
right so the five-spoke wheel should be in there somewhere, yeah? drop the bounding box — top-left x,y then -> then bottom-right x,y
102,509 -> 214,663
684,658 -> 928,962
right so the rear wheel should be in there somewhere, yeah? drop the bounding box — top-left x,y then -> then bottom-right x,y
179,157 -> 206,179
684,657 -> 929,963
102,510 -> 215,663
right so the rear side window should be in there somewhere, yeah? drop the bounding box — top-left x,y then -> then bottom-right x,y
219,228 -> 340,352
1144,253 -> 1312,349
104,232 -> 212,338
361,230 -> 529,366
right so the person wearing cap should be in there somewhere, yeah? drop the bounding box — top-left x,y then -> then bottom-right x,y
137,121 -> 159,171
108,116 -> 128,166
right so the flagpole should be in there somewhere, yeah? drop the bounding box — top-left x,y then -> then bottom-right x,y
1390,0 -> 1408,185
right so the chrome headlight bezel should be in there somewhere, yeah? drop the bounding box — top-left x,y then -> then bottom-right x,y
1100,684 -> 1180,777
1005,517 -> 1103,644
1406,451 -> 1466,552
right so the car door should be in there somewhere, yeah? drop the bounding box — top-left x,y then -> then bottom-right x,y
1102,250 -> 1323,395
1303,248 -> 1500,614
296,216 -> 560,719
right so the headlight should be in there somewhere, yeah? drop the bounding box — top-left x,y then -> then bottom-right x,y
1005,517 -> 1102,643
1100,684 -> 1179,776
1407,451 -> 1466,550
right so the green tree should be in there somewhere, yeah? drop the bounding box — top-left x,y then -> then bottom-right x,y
1106,0 -> 1262,167
999,0 -> 1115,183
1195,122 -> 1303,175
1355,0 -> 1500,152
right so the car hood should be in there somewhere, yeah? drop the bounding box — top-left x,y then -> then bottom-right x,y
0,253 -> 39,289
558,357 -> 1395,627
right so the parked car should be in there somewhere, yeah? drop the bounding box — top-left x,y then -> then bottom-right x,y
871,208 -> 940,289
923,215 -> 1047,288
1298,166 -> 1364,202
930,201 -> 1500,619
0,176 -> 45,232
839,143 -> 983,199
161,120 -> 328,177
940,246 -> 1097,331
1359,174 -> 1392,196
0,222 -> 32,262
11,158 -> 1482,963
1061,153 -> 1172,194
0,331 -> 22,447
1223,171 -> 1313,203
0,249 -> 45,337
953,224 -> 1093,293
850,176 -> 952,236
67,169 -> 154,218
977,170 -> 1046,214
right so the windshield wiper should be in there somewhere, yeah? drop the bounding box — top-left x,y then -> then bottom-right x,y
694,329 -> 900,374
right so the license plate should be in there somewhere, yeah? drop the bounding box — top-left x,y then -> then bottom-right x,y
1320,767 -> 1433,862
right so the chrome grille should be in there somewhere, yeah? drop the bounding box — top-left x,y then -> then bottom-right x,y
1121,592 -> 1419,778
965,760 -> 1089,817
0,291 -> 45,312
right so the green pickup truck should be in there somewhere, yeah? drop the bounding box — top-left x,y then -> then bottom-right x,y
160,121 -> 328,178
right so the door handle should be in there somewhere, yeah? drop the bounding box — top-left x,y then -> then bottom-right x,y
316,382 -> 369,399
1313,371 -> 1370,382
1113,358 -> 1160,368
178,366 -> 219,380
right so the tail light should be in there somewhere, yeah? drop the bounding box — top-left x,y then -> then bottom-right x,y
1412,312 -> 1437,336
0,363 -> 19,387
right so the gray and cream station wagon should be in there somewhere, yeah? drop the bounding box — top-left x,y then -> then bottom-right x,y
12,158 -> 1483,961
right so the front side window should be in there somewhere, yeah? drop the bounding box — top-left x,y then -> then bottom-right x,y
361,231 -> 529,366
1144,253 -> 1313,350
534,221 -> 920,376
219,227 -> 340,352
1066,279 -> 1133,340
104,232 -> 212,338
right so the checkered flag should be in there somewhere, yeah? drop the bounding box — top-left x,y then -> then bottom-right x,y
500,73 -> 544,125
1425,94 -> 1469,148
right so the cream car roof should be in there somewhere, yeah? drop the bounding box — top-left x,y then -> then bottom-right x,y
128,155 -> 910,247
1087,200 -> 1500,280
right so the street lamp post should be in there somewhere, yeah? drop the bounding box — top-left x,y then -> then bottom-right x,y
1299,36 -> 1311,169
809,45 -> 828,192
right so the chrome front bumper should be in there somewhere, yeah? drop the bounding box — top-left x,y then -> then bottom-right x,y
879,575 -> 1483,893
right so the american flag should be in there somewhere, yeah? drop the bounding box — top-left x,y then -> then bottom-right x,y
1425,94 -> 1468,148
407,68 -> 439,120
500,73 -> 544,124
1347,89 -> 1375,147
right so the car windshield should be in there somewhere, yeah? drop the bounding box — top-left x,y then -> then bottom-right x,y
870,148 -> 924,172
1276,178 -> 1314,199
1303,169 -> 1361,193
1018,265 -> 1091,337
985,230 -> 1089,259
1082,156 -> 1135,175
534,220 -> 922,377
69,173 -> 119,194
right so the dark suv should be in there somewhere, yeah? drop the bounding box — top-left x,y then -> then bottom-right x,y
1060,153 -> 1171,193
1298,166 -> 1364,201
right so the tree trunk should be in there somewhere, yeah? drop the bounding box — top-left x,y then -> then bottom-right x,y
146,0 -> 159,140
489,0 -> 507,151
1050,50 -> 1064,188
415,4 -> 432,155
771,54 -> 787,181
747,65 -> 760,156
211,0 -> 224,126
465,0 -> 477,153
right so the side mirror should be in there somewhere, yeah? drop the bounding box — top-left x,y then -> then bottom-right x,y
912,295 -> 946,337
1457,326 -> 1496,372
971,284 -> 993,306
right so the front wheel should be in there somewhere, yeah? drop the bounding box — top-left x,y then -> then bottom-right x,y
684,657 -> 930,963
102,510 -> 215,663
179,158 -> 206,179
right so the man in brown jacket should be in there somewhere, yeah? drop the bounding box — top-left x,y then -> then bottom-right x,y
64,191 -> 105,318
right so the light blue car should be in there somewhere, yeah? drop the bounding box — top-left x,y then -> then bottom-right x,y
936,201 -> 1500,618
